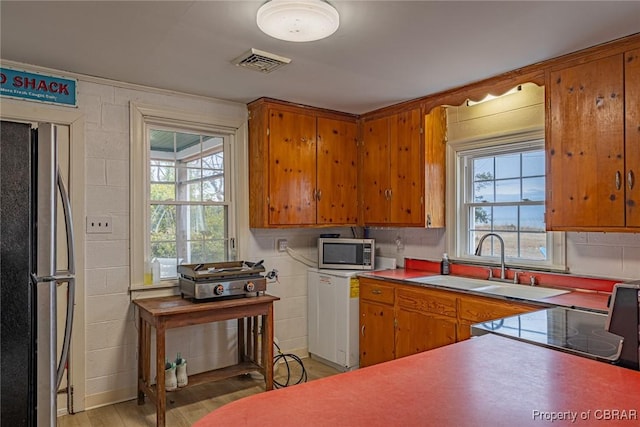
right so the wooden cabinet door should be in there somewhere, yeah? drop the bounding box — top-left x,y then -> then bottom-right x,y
389,108 -> 424,225
362,116 -> 391,224
316,117 -> 358,225
396,309 -> 456,359
548,55 -> 625,228
424,106 -> 447,228
625,48 -> 640,227
268,108 -> 317,225
359,301 -> 395,367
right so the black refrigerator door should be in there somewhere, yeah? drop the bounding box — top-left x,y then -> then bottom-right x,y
0,120 -> 35,426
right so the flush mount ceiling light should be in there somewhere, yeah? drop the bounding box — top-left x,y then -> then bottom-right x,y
257,0 -> 340,42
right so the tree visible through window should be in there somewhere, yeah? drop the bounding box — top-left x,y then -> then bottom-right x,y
148,127 -> 230,279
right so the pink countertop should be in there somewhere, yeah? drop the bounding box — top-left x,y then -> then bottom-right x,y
363,268 -> 611,312
196,335 -> 640,427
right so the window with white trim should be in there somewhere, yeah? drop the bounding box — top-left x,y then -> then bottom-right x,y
450,136 -> 565,270
129,103 -> 243,291
148,126 -> 233,279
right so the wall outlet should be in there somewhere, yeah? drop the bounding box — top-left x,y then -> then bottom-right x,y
86,215 -> 112,234
276,238 -> 288,252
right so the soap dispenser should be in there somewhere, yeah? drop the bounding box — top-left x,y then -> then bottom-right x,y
441,253 -> 450,275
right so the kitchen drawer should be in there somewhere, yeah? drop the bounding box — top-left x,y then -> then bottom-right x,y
458,295 -> 536,323
397,286 -> 457,318
359,278 -> 395,305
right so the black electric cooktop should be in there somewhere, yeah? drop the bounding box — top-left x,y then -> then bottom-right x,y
472,307 -> 624,362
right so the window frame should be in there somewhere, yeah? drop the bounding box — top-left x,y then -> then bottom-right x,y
130,103 -> 245,290
148,125 -> 232,279
446,128 -> 566,271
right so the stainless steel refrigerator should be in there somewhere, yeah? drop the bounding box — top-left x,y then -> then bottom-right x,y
1,120 -> 76,426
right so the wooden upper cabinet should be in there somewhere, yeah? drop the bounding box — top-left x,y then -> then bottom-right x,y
625,48 -> 640,227
390,108 -> 424,225
361,115 -> 391,223
361,107 -> 425,226
248,98 -> 358,228
268,108 -> 317,226
316,117 -> 358,225
424,106 -> 447,228
547,54 -> 625,229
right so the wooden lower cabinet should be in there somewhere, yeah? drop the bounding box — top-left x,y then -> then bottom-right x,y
359,277 -> 538,367
395,310 -> 456,358
359,278 -> 396,367
360,301 -> 395,367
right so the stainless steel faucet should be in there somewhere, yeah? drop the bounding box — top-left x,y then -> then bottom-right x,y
474,232 -> 506,280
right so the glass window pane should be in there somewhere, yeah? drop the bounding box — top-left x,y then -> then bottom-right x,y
187,168 -> 202,181
499,232 -> 519,258
150,183 -> 175,201
474,180 -> 494,203
522,151 -> 545,177
473,157 -> 494,182
203,206 -> 227,238
521,205 -> 545,232
150,205 -> 176,242
495,153 -> 520,179
519,233 -> 547,260
522,177 -> 545,201
186,182 -> 202,202
495,179 -> 521,202
493,206 -> 518,231
470,206 -> 492,230
150,164 -> 175,182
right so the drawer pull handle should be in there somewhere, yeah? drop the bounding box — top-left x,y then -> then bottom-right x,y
616,171 -> 621,190
628,170 -> 635,190
361,325 -> 365,336
371,289 -> 382,295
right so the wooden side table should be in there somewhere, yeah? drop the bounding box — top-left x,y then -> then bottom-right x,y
133,295 -> 280,427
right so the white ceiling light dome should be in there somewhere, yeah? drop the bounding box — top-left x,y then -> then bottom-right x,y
257,0 -> 340,42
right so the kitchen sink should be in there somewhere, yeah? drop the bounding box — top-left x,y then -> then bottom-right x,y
406,275 -> 570,300
474,283 -> 569,299
406,275 -> 495,290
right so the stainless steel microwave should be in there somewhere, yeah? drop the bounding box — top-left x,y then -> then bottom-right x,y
318,238 -> 375,270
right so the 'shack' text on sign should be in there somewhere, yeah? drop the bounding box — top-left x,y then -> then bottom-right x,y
0,67 -> 77,107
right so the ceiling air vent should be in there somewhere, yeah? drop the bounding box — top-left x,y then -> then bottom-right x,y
232,48 -> 291,74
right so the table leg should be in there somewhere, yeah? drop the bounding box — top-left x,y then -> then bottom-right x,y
137,315 -> 145,404
237,318 -> 245,363
253,316 -> 259,363
263,305 -> 274,390
156,323 -> 166,427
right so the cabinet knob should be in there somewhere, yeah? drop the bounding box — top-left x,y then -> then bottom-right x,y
371,289 -> 382,295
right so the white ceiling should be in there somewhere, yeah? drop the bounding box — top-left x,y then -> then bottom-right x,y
1,1 -> 639,114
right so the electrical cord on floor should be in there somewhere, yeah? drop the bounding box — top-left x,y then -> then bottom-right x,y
273,341 -> 307,388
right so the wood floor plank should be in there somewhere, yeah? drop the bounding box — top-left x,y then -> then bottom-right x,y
57,357 -> 340,426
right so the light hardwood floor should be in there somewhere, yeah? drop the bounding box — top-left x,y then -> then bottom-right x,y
58,357 -> 340,427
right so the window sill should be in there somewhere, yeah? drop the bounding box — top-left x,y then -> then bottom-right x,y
129,280 -> 179,300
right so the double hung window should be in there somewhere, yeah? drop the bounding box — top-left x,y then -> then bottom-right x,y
451,136 -> 565,270
149,127 -> 232,279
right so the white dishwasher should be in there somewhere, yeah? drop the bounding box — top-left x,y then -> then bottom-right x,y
308,268 -> 361,371
307,258 -> 395,372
